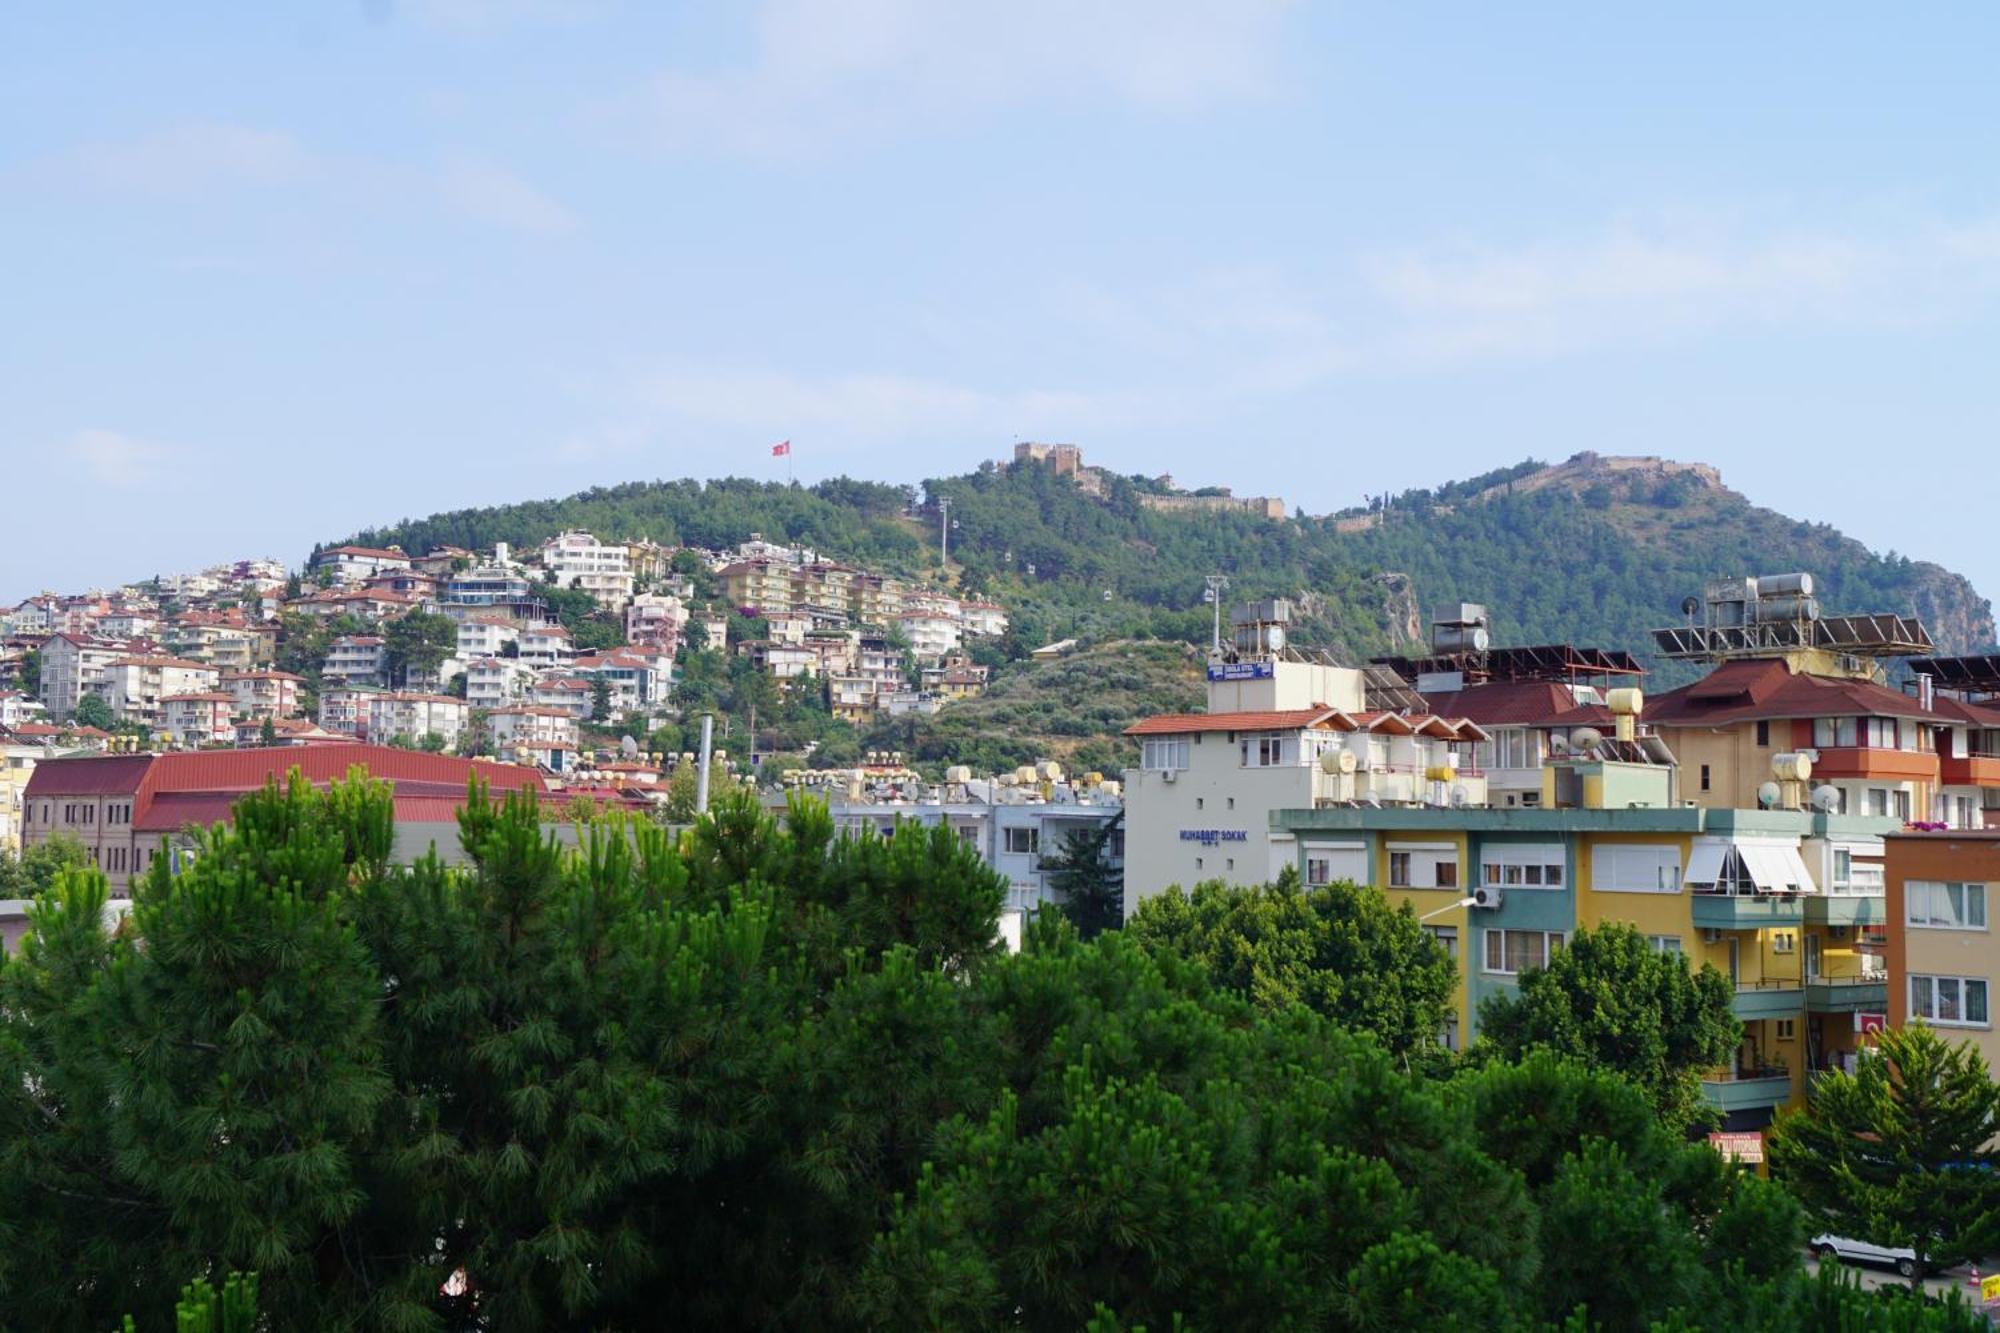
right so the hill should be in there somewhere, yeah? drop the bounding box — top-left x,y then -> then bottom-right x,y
335,451 -> 1996,769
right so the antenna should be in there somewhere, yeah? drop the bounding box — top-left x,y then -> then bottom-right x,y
1203,574 -> 1229,654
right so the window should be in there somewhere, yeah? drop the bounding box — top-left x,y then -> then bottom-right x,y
1911,974 -> 1991,1028
1437,1012 -> 1460,1053
1756,720 -> 1770,747
1908,881 -> 1988,930
1776,1019 -> 1796,1041
1480,847 -> 1564,890
1865,788 -> 1889,817
1306,856 -> 1331,886
1592,845 -> 1682,893
1483,928 -> 1565,975
1389,852 -> 1411,887
1894,790 -> 1911,821
1647,934 -> 1682,954
1240,731 -> 1297,768
1435,860 -> 1458,889
1423,925 -> 1459,960
1700,764 -> 1711,792
1226,797 -> 1235,810
1141,737 -> 1189,772
1004,827 -> 1040,856
1772,930 -> 1796,954
1815,717 -> 1859,748
1195,797 -> 1203,810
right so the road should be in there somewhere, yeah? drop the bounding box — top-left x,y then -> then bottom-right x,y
1806,1254 -> 1993,1303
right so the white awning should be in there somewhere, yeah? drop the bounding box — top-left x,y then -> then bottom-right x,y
1683,841 -> 1729,888
1742,843 -> 1816,894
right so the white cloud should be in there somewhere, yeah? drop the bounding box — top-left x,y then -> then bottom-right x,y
437,159 -> 579,233
1359,216 -> 2000,367
68,429 -> 176,488
69,124 -> 316,194
631,0 -> 1299,157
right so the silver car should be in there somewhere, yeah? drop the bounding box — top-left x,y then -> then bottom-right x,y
1811,1232 -> 1922,1279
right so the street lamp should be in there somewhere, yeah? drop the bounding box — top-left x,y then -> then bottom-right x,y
1418,897 -> 1478,922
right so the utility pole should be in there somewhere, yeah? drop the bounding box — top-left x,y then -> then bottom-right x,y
1204,574 -> 1229,653
938,496 -> 952,572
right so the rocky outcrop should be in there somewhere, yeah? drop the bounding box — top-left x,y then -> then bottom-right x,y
1376,572 -> 1423,650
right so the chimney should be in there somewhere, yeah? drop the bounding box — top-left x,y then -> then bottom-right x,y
1916,672 -> 1935,712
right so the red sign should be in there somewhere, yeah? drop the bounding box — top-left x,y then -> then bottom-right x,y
1709,1131 -> 1766,1164
1857,1012 -> 1887,1036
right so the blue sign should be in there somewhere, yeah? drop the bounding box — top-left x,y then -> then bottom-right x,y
1180,829 -> 1250,845
1207,662 -> 1274,682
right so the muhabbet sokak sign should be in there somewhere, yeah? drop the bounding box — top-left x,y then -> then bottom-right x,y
1206,662 -> 1275,682
1180,829 -> 1250,845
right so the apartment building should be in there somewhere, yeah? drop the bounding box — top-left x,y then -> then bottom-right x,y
572,648 -> 671,712
531,678 -> 593,719
38,633 -> 148,717
960,601 -> 1008,637
1885,830 -> 2000,1073
324,635 -> 388,686
455,616 -> 521,660
98,655 -> 222,727
1908,653 -> 2000,829
517,624 -> 575,668
540,531 -> 634,611
718,558 -> 795,617
0,691 -> 44,728
898,609 -> 962,662
317,686 -> 375,737
624,592 -> 687,649
312,544 -> 412,585
486,707 -> 581,770
161,692 -> 236,748
783,769 -> 1124,917
364,693 -> 469,749
463,657 -> 539,709
222,670 -> 302,721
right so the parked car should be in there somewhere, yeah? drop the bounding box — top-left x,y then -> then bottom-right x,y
1811,1232 -> 1922,1278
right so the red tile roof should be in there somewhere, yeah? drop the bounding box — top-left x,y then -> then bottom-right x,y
1125,707 -> 1349,736
21,754 -> 156,794
1417,680 -> 1592,727
1648,659 -> 1946,727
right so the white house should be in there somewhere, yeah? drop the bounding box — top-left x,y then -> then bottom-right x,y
539,531 -> 634,612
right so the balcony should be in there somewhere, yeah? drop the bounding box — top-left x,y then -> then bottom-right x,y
1691,892 -> 1806,929
1701,1068 -> 1794,1113
1732,982 -> 1806,1020
1939,754 -> 2000,787
1803,894 -> 1885,927
1809,746 -> 1938,783
1806,976 -> 1889,1013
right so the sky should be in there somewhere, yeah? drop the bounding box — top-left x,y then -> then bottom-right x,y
5,3 -> 2000,605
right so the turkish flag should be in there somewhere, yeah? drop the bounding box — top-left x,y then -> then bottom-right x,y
771,441 -> 791,456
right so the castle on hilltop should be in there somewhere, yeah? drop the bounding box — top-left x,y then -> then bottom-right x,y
1010,442 -> 1287,521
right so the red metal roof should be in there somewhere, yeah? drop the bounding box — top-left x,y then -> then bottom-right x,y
23,754 -> 157,796
1417,680 -> 1590,726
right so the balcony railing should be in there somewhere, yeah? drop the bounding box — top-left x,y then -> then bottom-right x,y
1732,982 -> 1805,1020
1803,893 -> 1885,926
1701,1067 -> 1794,1112
1805,975 -> 1889,1012
1691,892 -> 1807,929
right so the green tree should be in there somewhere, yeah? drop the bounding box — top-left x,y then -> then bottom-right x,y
1126,873 -> 1456,1059
588,676 -> 613,722
1478,923 -> 1739,1132
0,832 -> 92,897
72,693 -> 114,729
258,716 -> 278,746
1042,811 -> 1124,938
1769,1023 -> 2000,1283
381,610 -> 458,687
18,648 -> 40,697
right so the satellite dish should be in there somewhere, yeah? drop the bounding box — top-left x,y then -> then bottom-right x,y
1757,781 -> 1782,809
1570,727 -> 1603,750
1451,784 -> 1470,807
1681,595 -> 1700,619
620,734 -> 639,758
1267,625 -> 1286,652
1811,784 -> 1842,812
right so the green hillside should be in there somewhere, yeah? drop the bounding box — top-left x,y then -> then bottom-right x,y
341,453 -> 1996,687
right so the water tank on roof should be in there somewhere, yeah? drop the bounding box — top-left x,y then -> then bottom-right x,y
1752,595 -> 1819,624
1320,749 -> 1359,775
1431,625 -> 1490,654
1754,573 -> 1815,599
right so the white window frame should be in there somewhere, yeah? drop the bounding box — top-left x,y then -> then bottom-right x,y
1480,845 -> 1565,891
1647,934 -> 1682,954
1591,844 -> 1682,894
1910,974 -> 1991,1028
1907,881 -> 1988,931
1141,737 -> 1190,772
1004,826 -> 1040,856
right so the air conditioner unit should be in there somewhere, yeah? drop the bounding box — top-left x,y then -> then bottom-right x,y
1700,928 -> 1727,944
1471,884 -> 1503,910
1160,770 -> 1177,784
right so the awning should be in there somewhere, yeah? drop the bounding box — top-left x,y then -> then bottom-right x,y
1742,844 -> 1815,894
1684,841 -> 1729,888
